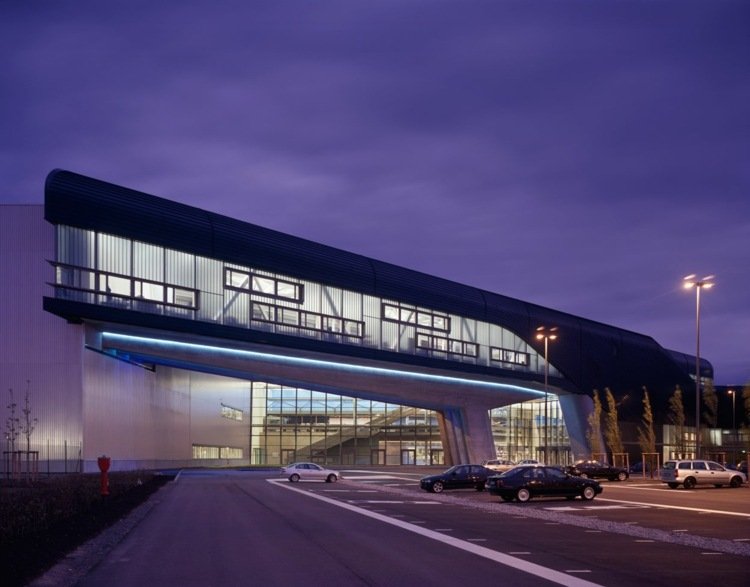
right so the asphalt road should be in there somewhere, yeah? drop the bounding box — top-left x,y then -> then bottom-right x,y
32,468 -> 750,587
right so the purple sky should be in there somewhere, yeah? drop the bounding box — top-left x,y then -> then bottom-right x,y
2,1 -> 748,385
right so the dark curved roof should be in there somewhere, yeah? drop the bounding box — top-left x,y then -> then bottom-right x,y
44,169 -> 707,397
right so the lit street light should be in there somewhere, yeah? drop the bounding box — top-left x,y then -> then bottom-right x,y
683,274 -> 714,458
728,389 -> 736,446
536,326 -> 558,464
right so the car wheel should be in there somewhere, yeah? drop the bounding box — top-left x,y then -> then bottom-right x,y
729,476 -> 743,488
289,474 -> 300,483
617,471 -> 628,481
326,474 -> 338,483
516,488 -> 531,502
432,481 -> 444,493
582,486 -> 596,501
667,482 -> 679,489
683,477 -> 696,489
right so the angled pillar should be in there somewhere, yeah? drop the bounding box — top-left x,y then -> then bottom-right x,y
438,405 -> 495,465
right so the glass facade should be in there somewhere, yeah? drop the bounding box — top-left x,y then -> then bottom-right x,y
249,382 -> 444,466
489,399 -> 571,465
243,381 -> 568,467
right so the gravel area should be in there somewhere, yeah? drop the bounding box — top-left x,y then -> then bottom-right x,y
346,480 -> 750,557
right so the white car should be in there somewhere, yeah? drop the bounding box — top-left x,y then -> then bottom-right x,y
660,459 -> 746,489
281,462 -> 340,483
482,459 -> 516,473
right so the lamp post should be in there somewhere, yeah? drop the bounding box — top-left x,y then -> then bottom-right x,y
536,326 -> 558,464
728,389 -> 736,447
683,274 -> 714,459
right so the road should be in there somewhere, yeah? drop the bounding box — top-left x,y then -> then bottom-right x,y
34,468 -> 750,587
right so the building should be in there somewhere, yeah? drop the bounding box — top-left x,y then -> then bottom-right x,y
1,170 -> 714,473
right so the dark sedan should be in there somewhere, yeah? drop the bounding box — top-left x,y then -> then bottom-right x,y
419,464 -> 492,493
566,459 -> 629,481
486,464 -> 603,502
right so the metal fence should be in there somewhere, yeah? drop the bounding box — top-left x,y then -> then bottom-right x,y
2,440 -> 82,479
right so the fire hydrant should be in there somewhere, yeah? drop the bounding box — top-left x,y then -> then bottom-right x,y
97,455 -> 111,497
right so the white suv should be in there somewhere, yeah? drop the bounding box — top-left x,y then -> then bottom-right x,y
660,459 -> 746,489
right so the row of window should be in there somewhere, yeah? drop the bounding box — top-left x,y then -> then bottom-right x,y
225,268 -> 303,302
383,302 -> 450,332
192,445 -> 244,459
252,302 -> 364,338
491,348 -> 530,367
54,263 -> 198,309
416,333 -> 478,357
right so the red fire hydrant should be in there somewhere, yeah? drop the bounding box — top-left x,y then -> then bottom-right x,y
97,455 -> 111,497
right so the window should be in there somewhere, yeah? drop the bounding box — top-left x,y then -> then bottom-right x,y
490,347 -> 530,367
168,287 -> 196,308
192,444 -> 243,459
52,261 -> 199,310
278,307 -> 300,326
382,302 -> 450,332
221,404 -> 244,421
417,333 -> 478,357
250,302 -> 364,339
225,268 -> 303,302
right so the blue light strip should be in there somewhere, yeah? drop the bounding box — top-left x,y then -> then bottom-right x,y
102,332 -> 545,397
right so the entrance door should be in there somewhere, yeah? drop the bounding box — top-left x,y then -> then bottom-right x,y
401,449 -> 416,465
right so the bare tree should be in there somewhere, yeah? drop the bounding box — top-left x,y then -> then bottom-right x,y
637,387 -> 656,455
604,387 -> 624,460
5,388 -> 19,452
21,380 -> 37,453
668,385 -> 687,457
586,389 -> 603,457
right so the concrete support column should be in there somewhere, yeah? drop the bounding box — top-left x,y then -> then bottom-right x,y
558,393 -> 592,460
438,405 -> 495,465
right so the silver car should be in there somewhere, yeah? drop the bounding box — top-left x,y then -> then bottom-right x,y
281,462 -> 340,483
660,459 -> 746,489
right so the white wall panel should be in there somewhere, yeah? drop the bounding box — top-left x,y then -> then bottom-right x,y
1,206 -> 86,472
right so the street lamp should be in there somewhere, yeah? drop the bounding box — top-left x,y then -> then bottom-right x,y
683,274 -> 714,458
536,326 -> 558,464
728,389 -> 736,444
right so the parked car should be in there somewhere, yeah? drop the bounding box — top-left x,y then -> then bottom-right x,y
517,459 -> 540,465
419,464 -> 493,493
486,464 -> 603,502
281,462 -> 340,483
482,459 -> 516,473
736,460 -> 748,475
660,459 -> 746,489
566,459 -> 629,481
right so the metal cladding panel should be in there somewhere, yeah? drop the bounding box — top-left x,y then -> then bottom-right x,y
208,213 -> 377,293
45,170 -> 217,258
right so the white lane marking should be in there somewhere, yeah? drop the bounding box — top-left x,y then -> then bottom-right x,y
268,479 -> 605,587
596,497 -> 750,518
